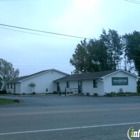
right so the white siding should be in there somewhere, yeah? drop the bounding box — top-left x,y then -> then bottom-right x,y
69,81 -> 78,89
82,80 -> 104,95
6,83 -> 13,93
20,70 -> 67,94
104,71 -> 137,93
57,81 -> 78,92
8,70 -> 137,95
68,81 -> 78,93
55,81 -> 78,92
59,81 -> 66,92
59,80 -> 104,95
15,83 -> 20,93
6,84 -> 9,93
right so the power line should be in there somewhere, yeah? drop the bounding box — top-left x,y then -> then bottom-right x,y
0,26 -> 82,42
0,23 -> 91,40
125,0 -> 140,5
0,26 -> 50,37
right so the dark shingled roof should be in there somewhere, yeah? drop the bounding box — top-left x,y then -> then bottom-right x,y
54,70 -> 118,82
8,69 -> 68,83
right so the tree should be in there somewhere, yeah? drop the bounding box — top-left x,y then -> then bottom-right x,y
70,39 -> 93,74
70,39 -> 107,73
87,39 -> 109,71
124,31 -> 140,76
100,29 -> 123,70
70,29 -> 123,74
0,77 -> 2,89
28,82 -> 36,93
70,38 -> 113,74
0,58 -> 19,88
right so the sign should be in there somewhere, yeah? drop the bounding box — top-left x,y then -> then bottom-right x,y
127,127 -> 140,140
112,77 -> 128,85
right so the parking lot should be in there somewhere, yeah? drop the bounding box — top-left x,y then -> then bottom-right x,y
0,95 -> 140,140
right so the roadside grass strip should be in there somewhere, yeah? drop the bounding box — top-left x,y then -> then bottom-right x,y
0,98 -> 22,105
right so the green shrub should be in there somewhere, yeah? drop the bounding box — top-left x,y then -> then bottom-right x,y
93,93 -> 98,97
119,88 -> 123,93
86,92 -> 90,96
136,93 -> 140,96
123,92 -> 131,96
105,91 -> 140,97
117,92 -> 125,96
105,92 -> 115,97
117,92 -> 139,96
137,86 -> 140,93
13,93 -> 20,95
0,90 -> 6,94
110,92 -> 116,97
30,92 -> 36,95
105,93 -> 111,97
52,91 -> 58,94
132,92 -> 138,96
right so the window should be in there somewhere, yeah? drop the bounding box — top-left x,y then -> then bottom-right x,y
7,83 -> 9,89
46,88 -> 48,92
11,83 -> 12,89
57,82 -> 60,92
78,81 -> 82,86
78,81 -> 82,93
66,81 -> 69,88
13,83 -> 15,89
93,80 -> 98,88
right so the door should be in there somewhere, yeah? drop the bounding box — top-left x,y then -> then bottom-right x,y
78,81 -> 82,93
57,82 -> 60,92
13,83 -> 16,93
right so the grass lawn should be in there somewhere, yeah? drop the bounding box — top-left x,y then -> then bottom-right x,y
0,98 -> 21,105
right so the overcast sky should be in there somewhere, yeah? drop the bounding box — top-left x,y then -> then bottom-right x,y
0,0 -> 140,76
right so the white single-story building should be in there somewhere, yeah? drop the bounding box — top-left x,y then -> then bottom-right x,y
54,70 -> 138,96
6,69 -> 68,94
6,69 -> 138,95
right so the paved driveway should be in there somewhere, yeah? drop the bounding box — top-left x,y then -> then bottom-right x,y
0,95 -> 140,140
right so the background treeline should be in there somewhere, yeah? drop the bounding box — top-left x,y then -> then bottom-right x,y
0,58 -> 19,90
70,29 -> 140,77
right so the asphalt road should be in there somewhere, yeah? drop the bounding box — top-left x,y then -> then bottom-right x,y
0,95 -> 140,140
